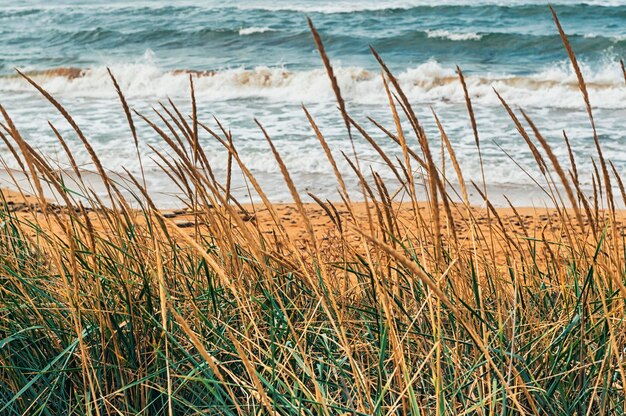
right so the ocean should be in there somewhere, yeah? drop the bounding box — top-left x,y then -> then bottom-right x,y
0,0 -> 624,206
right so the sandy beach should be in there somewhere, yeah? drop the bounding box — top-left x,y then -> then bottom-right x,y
3,185 -> 622,267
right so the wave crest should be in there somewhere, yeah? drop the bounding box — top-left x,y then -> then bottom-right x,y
425,29 -> 482,41
5,59 -> 625,109
238,27 -> 276,35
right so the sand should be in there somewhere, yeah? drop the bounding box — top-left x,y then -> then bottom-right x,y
3,184 -> 624,268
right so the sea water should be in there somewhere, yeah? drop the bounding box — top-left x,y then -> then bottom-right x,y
0,0 -> 624,206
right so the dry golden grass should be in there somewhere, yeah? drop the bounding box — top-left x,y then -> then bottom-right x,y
0,8 -> 625,415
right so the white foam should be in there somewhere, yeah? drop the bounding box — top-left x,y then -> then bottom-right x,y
238,27 -> 276,35
4,57 -> 625,109
7,0 -> 625,14
0,62 -> 622,207
584,33 -> 626,42
426,29 -> 482,41
232,0 -> 626,13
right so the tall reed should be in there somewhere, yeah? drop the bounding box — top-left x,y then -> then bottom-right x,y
0,8 -> 624,415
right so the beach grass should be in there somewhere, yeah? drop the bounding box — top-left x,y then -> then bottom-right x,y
1,8 -> 625,415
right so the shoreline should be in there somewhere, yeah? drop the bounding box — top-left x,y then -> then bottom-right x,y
0,167 -> 613,210
3,185 -> 624,265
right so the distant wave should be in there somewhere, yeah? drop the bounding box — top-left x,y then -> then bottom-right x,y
238,27 -> 276,35
425,29 -> 482,41
232,0 -> 626,13
584,32 -> 626,42
5,59 -> 625,109
2,0 -> 624,14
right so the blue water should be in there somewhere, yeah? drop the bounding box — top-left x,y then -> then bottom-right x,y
0,0 -> 624,205
2,1 -> 625,73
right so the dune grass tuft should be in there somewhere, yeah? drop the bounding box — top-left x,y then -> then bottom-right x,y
0,8 -> 625,415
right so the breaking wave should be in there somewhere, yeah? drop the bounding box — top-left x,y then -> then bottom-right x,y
425,29 -> 482,41
5,59 -> 625,109
238,26 -> 276,35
